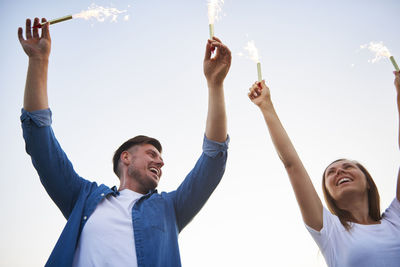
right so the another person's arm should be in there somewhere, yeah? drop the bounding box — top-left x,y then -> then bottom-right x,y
248,81 -> 323,230
172,37 -> 231,231
19,18 -> 86,218
394,71 -> 400,201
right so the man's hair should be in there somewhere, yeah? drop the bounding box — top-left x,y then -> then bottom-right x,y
112,135 -> 162,178
322,159 -> 381,230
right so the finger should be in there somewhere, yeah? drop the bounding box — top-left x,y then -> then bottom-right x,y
204,41 -> 212,60
260,80 -> 268,89
249,87 -> 259,98
25,19 -> 32,39
32,18 -> 40,39
17,27 -> 24,43
41,18 -> 50,40
248,92 -> 254,100
210,42 -> 224,58
212,36 -> 222,43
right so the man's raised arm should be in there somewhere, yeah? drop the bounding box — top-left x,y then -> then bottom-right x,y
19,18 -> 86,219
203,36 -> 231,142
18,18 -> 51,111
172,37 -> 231,231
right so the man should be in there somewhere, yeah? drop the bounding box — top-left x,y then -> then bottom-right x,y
19,18 -> 231,267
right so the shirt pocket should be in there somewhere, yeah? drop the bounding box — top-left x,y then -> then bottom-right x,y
143,198 -> 168,232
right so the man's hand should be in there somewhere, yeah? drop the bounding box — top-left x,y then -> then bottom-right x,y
18,18 -> 51,60
203,37 -> 231,89
19,18 -> 51,111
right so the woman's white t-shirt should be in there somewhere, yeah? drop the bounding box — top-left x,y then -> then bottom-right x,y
306,198 -> 400,267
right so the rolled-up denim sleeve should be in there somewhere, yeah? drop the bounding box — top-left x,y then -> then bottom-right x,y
202,134 -> 230,158
172,134 -> 229,232
21,108 -> 87,219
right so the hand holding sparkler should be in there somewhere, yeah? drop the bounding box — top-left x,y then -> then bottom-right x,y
248,80 -> 271,109
18,18 -> 51,60
204,36 -> 230,143
203,37 -> 231,88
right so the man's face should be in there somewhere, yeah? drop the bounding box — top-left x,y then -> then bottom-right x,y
127,144 -> 164,194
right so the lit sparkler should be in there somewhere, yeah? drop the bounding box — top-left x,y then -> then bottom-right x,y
207,0 -> 224,38
244,40 -> 262,82
33,4 -> 127,28
361,41 -> 399,71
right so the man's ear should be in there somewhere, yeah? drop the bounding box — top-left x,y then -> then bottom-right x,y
121,151 -> 131,165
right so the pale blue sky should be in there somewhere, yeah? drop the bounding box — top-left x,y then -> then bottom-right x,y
1,0 -> 399,266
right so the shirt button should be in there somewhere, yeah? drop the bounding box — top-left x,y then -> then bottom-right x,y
83,216 -> 87,220
101,193 -> 105,197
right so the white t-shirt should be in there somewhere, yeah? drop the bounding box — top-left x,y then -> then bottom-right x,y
72,189 -> 143,267
306,198 -> 400,267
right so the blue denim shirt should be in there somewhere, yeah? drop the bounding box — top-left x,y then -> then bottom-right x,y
21,108 -> 229,267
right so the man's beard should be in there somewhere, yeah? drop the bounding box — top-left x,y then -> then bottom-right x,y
127,165 -> 157,192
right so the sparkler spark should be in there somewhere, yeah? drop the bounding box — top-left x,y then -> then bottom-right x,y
74,4 -> 127,22
243,40 -> 262,81
207,0 -> 224,24
32,4 -> 129,28
360,41 -> 391,63
244,40 -> 260,63
360,41 -> 399,71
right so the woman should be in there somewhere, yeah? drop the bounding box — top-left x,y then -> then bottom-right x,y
248,71 -> 400,267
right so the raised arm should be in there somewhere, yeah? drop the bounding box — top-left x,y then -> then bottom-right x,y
203,37 -> 231,142
394,71 -> 400,201
171,38 -> 231,231
248,81 -> 323,230
19,19 -> 86,219
18,18 -> 51,111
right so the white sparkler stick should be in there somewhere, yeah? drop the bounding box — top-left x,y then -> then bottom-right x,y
390,56 -> 400,71
257,62 -> 262,82
33,15 -> 73,28
209,24 -> 214,39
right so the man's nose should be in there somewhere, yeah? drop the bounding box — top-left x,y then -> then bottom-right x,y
156,158 -> 164,168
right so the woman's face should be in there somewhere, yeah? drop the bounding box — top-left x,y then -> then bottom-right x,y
324,160 -> 369,201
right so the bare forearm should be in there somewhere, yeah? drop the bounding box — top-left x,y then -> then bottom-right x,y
259,101 -> 302,169
259,100 -> 322,229
205,83 -> 227,143
23,57 -> 49,111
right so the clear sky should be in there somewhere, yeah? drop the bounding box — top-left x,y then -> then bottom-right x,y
1,0 -> 399,266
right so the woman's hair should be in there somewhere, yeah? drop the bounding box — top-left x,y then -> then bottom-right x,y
321,159 -> 382,230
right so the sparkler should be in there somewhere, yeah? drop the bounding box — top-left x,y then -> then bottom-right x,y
32,4 -> 127,29
390,56 -> 399,72
33,15 -> 73,28
207,0 -> 224,38
361,41 -> 399,71
244,40 -> 262,82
